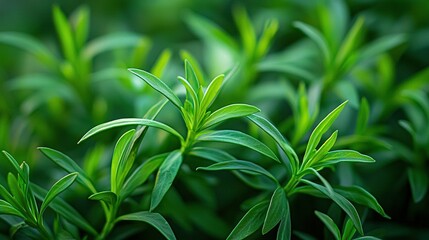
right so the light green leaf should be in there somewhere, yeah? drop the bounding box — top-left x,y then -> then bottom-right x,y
88,191 -> 117,206
198,130 -> 280,162
178,76 -> 198,110
151,49 -> 172,78
247,114 -> 298,169
111,129 -> 135,193
302,180 -> 363,235
7,173 -> 27,212
304,130 -> 338,169
334,185 -> 390,219
342,218 -> 357,240
39,173 -> 78,219
53,5 -> 76,62
294,21 -> 331,65
313,150 -> 374,169
257,19 -> 278,58
314,211 -> 341,240
197,160 -> 278,184
38,147 -> 96,193
336,17 -> 365,67
78,118 -> 183,143
227,201 -> 269,240
200,74 -> 225,112
31,183 -> 97,236
116,211 -> 176,240
84,33 -> 146,59
233,6 -> 256,56
0,184 -> 25,214
203,104 -> 260,129
0,199 -> 24,218
181,52 -> 205,88
2,151 -> 23,177
151,150 -> 183,211
408,168 -> 428,203
71,5 -> 90,50
356,98 -> 369,134
303,101 -> 347,163
121,153 -> 166,201
189,147 -> 236,162
129,68 -> 182,109
263,187 -> 288,234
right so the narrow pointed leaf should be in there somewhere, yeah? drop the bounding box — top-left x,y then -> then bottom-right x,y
197,160 -> 278,184
336,17 -> 365,66
334,185 -> 390,219
313,150 -> 374,169
0,199 -> 24,218
276,211 -> 291,240
200,74 -> 224,111
356,98 -> 370,134
53,5 -> 76,62
294,22 -> 331,64
2,151 -> 23,177
189,147 -> 236,162
233,6 -> 256,56
342,218 -> 357,240
198,130 -> 279,162
184,59 -> 201,92
178,76 -> 198,109
227,201 -> 269,240
78,118 -> 183,143
39,172 -> 78,218
151,150 -> 183,211
38,147 -> 96,193
304,130 -> 338,168
88,191 -> 117,206
203,104 -> 260,129
263,187 -> 288,234
111,129 -> 135,193
151,49 -> 172,78
408,168 -> 428,203
314,211 -> 341,240
302,180 -> 363,235
129,68 -> 182,109
358,34 -> 406,62
117,211 -> 176,240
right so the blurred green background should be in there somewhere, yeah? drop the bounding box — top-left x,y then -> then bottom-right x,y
1,0 -> 428,239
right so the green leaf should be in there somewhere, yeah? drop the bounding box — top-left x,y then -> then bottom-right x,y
200,74 -> 225,112
84,33 -> 146,59
189,147 -> 236,162
151,49 -> 172,78
7,173 -> 27,213
121,153 -> 166,201
39,173 -> 78,219
257,19 -> 279,58
203,104 -> 260,129
355,98 -> 369,134
342,218 -> 357,240
0,184 -> 25,214
302,179 -> 363,235
276,211 -> 291,240
247,114 -> 299,170
0,32 -> 56,67
129,68 -> 182,109
178,76 -> 198,110
358,34 -> 406,62
182,53 -> 205,88
303,101 -> 347,163
408,168 -> 428,203
233,6 -> 256,56
336,17 -> 365,67
71,5 -> 90,50
31,184 -> 97,236
88,191 -> 117,206
353,236 -> 382,240
78,118 -> 184,143
294,21 -> 331,65
197,160 -> 278,184
38,147 -> 96,193
227,201 -> 269,240
116,211 -> 176,240
53,5 -> 76,62
263,187 -> 288,234
0,199 -> 24,218
111,129 -> 135,193
314,211 -> 341,240
151,150 -> 183,211
304,130 -> 338,169
198,130 -> 280,162
2,151 -> 23,177
313,150 -> 374,169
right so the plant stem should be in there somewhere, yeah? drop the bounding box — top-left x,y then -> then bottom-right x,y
96,204 -> 118,240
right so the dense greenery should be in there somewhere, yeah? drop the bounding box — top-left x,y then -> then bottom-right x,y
0,0 -> 428,239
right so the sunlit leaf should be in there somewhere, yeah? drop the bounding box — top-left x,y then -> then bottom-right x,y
111,129 -> 135,193
203,104 -> 260,129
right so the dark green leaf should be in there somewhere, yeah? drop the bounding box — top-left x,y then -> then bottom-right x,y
203,104 -> 260,129
227,201 -> 269,240
334,185 -> 390,219
408,168 -> 428,203
189,147 -> 236,162
116,211 -> 176,240
88,191 -> 117,206
314,211 -> 341,240
198,130 -> 280,162
197,160 -> 278,184
0,199 -> 24,218
151,150 -> 183,211
276,205 -> 291,240
129,68 -> 182,109
78,118 -> 183,143
38,147 -> 96,193
356,98 -> 370,134
263,187 -> 288,234
2,151 -> 23,177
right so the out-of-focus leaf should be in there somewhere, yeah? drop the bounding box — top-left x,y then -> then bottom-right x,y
71,5 -> 90,50
314,211 -> 341,240
151,49 -> 172,78
198,130 -> 279,162
53,5 -> 76,62
356,98 -> 369,134
197,160 -> 278,184
358,34 -> 406,62
262,187 -> 288,234
84,33 -> 146,59
408,168 -> 428,203
78,118 -> 183,143
189,147 -> 236,162
227,201 -> 269,240
294,22 -> 331,65
257,19 -> 278,58
203,104 -> 260,129
335,17 -> 365,67
38,147 -> 96,193
233,6 -> 256,56
116,211 -> 176,240
129,68 -> 182,109
334,81 -> 359,109
150,150 -> 182,211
